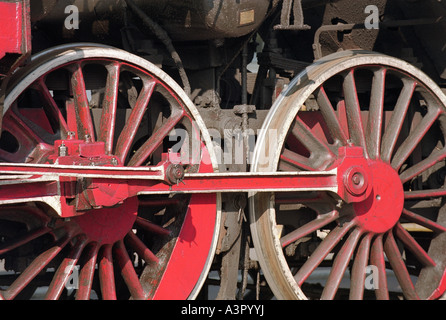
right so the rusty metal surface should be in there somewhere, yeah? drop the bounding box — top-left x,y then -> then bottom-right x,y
30,0 -> 275,41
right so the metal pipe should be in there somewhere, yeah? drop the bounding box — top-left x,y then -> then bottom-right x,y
124,0 -> 191,97
241,43 -> 250,167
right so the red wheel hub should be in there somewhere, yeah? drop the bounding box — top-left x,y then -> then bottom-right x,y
336,145 -> 404,233
353,161 -> 404,233
73,197 -> 138,244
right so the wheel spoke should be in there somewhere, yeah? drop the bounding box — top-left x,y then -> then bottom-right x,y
76,242 -> 100,300
70,63 -> 95,140
321,228 -> 362,300
0,226 -> 51,255
381,78 -> 417,163
98,62 -> 121,154
289,115 -> 335,168
404,188 -> 446,199
114,240 -> 146,300
293,221 -> 355,286
349,233 -> 372,300
281,210 -> 339,247
135,216 -> 171,236
366,68 -> 386,160
401,208 -> 446,233
99,244 -> 116,300
1,234 -> 71,300
127,109 -> 185,166
33,78 -> 69,137
384,231 -> 419,300
8,106 -> 49,145
279,149 -> 318,171
125,230 -> 159,263
10,105 -> 57,144
2,110 -> 54,161
65,99 -> 78,138
115,79 -> 156,163
394,222 -> 436,267
370,234 -> 389,300
391,108 -> 441,170
45,235 -> 88,300
399,147 -> 446,183
315,86 -> 348,145
343,70 -> 367,154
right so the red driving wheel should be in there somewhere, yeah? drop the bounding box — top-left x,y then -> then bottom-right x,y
250,50 -> 446,300
0,45 -> 220,300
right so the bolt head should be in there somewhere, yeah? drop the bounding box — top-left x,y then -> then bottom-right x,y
166,164 -> 185,185
344,166 -> 368,196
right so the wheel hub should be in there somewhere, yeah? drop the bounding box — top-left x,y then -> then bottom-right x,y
72,197 -> 138,244
353,161 -> 404,233
49,134 -> 131,212
49,134 -> 138,243
337,145 -> 404,233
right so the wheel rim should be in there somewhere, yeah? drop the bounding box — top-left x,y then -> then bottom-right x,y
250,50 -> 446,300
0,46 -> 220,300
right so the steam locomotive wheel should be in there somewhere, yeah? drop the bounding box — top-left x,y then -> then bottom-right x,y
250,50 -> 446,300
0,45 -> 220,299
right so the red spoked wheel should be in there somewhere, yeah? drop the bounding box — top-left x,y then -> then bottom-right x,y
0,45 -> 220,300
250,50 -> 446,300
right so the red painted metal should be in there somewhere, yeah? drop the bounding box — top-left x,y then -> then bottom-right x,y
98,244 -> 117,300
0,143 -> 400,221
335,145 -> 371,203
1,234 -> 71,300
75,242 -> 99,300
0,155 -> 337,216
353,161 -> 404,234
70,63 -> 96,140
114,239 -> 147,300
74,197 -> 138,244
152,149 -> 217,299
0,1 -> 28,60
0,143 -> 417,227
99,62 -> 120,155
114,79 -> 156,164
